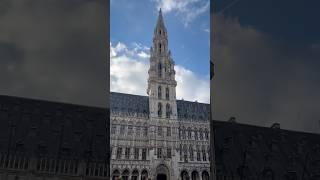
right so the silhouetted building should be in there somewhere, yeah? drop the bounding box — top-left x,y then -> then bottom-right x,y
211,120 -> 320,180
0,95 -> 109,179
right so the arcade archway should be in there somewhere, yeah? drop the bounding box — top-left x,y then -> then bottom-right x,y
156,164 -> 170,180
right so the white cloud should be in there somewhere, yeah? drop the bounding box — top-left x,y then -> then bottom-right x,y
152,0 -> 209,27
110,41 -> 210,103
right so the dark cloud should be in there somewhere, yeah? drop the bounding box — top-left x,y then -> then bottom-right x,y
0,0 -> 109,108
211,14 -> 320,134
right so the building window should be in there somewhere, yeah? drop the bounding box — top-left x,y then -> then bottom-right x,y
127,126 -> 133,135
136,127 -> 140,136
116,148 -> 122,159
157,148 -> 162,158
159,43 -> 162,53
205,130 -> 209,140
188,128 -> 192,139
144,127 -> 148,136
190,145 -> 194,161
194,130 -> 198,140
183,145 -> 188,162
134,148 -> 139,160
158,63 -> 162,77
111,125 -> 117,134
142,149 -> 147,160
166,104 -> 171,118
165,88 -> 169,100
197,148 -> 201,161
167,148 -> 171,158
180,144 -> 183,161
182,128 -> 186,139
199,129 -> 203,140
158,86 -> 162,99
167,127 -> 171,136
120,125 -> 125,135
158,126 -> 162,136
158,103 -> 162,117
125,148 -> 130,159
202,149 -> 207,161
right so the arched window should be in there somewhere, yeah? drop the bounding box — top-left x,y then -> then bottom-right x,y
158,103 -> 162,117
158,86 -> 162,99
166,103 -> 171,118
165,87 -> 169,100
159,43 -> 162,53
183,145 -> 188,162
158,63 -> 162,77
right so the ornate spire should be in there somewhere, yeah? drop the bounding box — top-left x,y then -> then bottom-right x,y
155,8 -> 166,36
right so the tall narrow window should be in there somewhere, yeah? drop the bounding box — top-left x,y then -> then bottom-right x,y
134,148 -> 139,160
158,63 -> 162,77
136,127 -> 140,137
142,149 -> 147,160
188,128 -> 192,139
158,126 -> 162,136
189,145 -> 194,161
144,127 -> 148,136
202,148 -> 207,161
111,125 -> 117,134
166,103 -> 170,118
157,148 -> 162,158
167,127 -> 171,136
116,148 -> 122,159
158,86 -> 162,99
197,149 -> 201,161
127,126 -> 133,135
125,148 -> 130,159
120,125 -> 125,135
165,88 -> 169,100
158,103 -> 162,117
159,43 -> 162,53
167,148 -> 171,158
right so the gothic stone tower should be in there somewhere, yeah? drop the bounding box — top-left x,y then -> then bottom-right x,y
147,9 -> 180,180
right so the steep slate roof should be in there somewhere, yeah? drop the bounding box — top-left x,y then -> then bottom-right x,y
110,92 -> 210,121
212,120 -> 320,179
0,95 -> 108,161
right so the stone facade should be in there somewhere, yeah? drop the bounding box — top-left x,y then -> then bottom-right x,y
0,95 -> 109,180
110,9 -> 210,180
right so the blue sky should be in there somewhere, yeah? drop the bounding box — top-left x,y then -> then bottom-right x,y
110,0 -> 210,103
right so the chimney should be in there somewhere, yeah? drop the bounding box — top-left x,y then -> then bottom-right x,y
228,117 -> 236,123
271,123 -> 280,129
